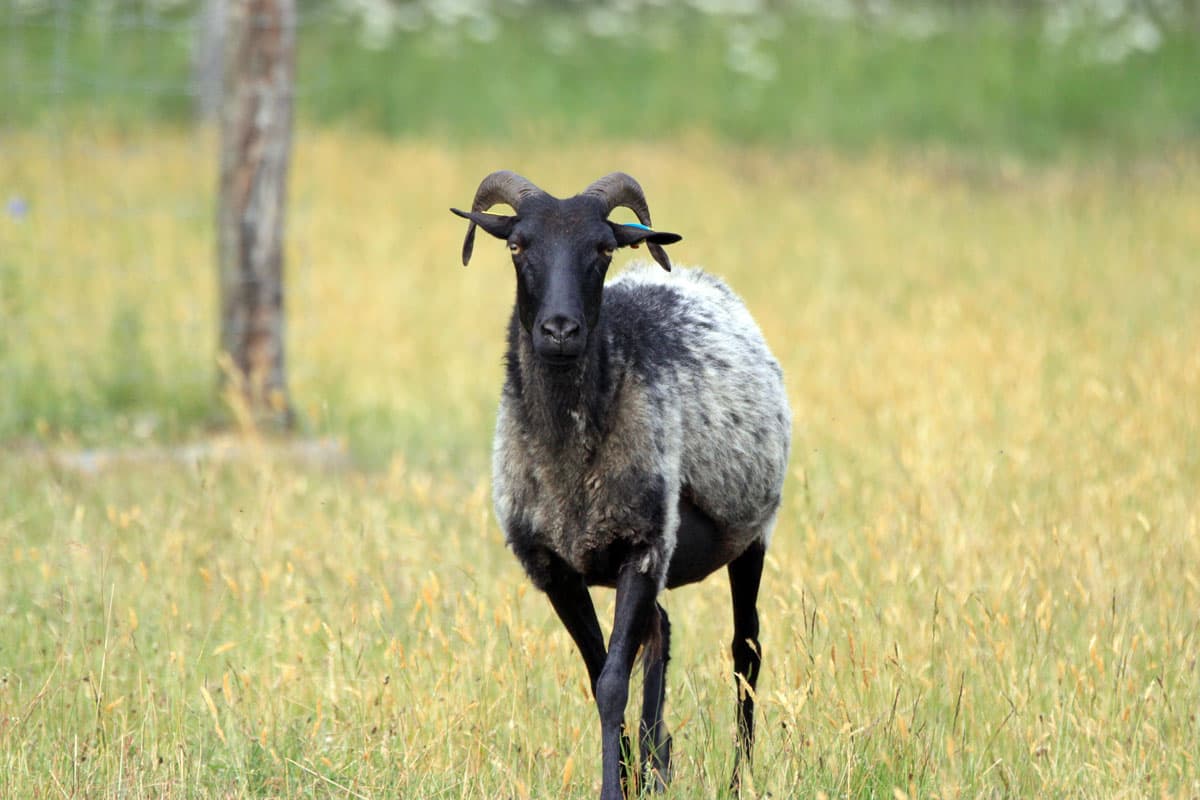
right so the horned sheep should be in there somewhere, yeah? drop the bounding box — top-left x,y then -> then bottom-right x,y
451,171 -> 791,799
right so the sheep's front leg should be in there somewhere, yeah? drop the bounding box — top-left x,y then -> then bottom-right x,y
597,559 -> 659,800
543,565 -> 608,694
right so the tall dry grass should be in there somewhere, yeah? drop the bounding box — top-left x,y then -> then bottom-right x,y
1,129 -> 1198,797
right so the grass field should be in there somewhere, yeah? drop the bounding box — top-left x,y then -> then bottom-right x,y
2,129 -> 1200,797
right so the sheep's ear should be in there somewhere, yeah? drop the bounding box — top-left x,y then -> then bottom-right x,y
450,208 -> 519,266
610,222 -> 682,271
611,222 -> 682,248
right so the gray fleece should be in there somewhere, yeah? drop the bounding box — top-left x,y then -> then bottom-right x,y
492,263 -> 791,590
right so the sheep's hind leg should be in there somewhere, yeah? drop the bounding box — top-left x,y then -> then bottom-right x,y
728,541 -> 765,793
639,602 -> 673,792
596,560 -> 659,800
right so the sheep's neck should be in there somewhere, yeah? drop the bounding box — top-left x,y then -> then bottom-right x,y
515,329 -> 607,454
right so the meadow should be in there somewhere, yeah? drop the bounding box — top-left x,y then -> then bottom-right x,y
2,127 -> 1199,798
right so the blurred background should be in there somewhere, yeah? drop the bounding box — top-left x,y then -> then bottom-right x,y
6,0 -> 1199,146
3,0 -> 1198,464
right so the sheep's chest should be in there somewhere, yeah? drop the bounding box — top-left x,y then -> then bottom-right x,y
533,454 -> 662,573
499,428 -> 666,579
493,370 -> 679,583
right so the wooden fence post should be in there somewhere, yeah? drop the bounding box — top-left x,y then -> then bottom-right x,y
217,0 -> 295,428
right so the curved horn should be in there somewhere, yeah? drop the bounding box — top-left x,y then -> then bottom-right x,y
582,172 -> 672,270
470,170 -> 543,213
460,171 -> 544,265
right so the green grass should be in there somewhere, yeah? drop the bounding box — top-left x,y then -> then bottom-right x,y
1,129 -> 1199,796
3,5 -> 1199,157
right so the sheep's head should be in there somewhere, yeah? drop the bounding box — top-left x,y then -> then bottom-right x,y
452,171 -> 681,365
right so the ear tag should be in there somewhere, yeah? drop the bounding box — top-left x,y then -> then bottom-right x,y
620,222 -> 651,249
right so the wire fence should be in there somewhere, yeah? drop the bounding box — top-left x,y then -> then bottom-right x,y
3,0 -> 1196,244
3,0 -> 1197,440
2,1 -> 333,439
1,0 -> 341,211
4,0 -> 1191,203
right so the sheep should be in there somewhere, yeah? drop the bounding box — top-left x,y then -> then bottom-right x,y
451,171 -> 791,799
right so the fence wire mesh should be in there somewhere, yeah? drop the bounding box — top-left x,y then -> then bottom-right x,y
1,1 -> 341,440
2,0 -> 1196,441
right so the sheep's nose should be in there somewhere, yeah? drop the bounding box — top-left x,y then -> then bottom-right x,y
541,315 -> 581,344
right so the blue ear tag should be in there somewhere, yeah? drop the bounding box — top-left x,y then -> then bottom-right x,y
621,222 -> 652,247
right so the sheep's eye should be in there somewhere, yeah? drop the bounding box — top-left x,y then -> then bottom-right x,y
509,242 -> 523,256
600,246 -> 615,259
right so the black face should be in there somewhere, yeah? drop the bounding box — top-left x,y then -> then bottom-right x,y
508,197 -> 616,365
451,192 -> 682,367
